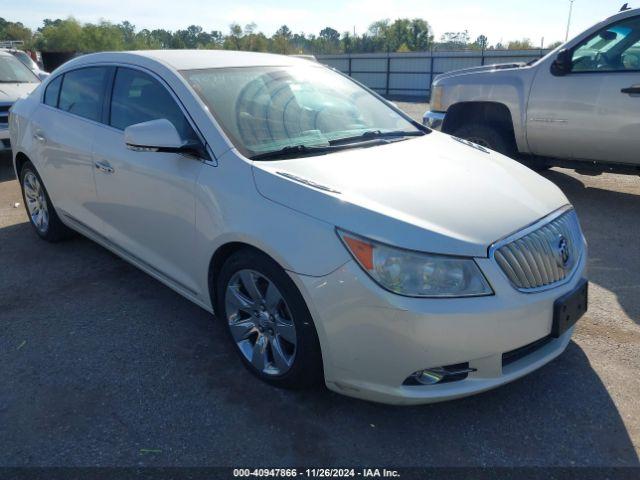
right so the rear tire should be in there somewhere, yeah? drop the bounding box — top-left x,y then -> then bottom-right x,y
19,161 -> 74,242
215,249 -> 324,390
452,123 -> 515,157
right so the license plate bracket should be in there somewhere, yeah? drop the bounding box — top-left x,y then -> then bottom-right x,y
552,279 -> 588,338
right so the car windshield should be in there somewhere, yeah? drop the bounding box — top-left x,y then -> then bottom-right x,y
0,54 -> 38,83
181,65 -> 424,158
11,50 -> 39,71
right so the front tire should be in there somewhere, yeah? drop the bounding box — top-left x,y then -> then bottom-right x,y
215,249 -> 324,389
19,161 -> 73,242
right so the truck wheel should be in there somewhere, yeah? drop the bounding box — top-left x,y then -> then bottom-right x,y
452,124 -> 515,157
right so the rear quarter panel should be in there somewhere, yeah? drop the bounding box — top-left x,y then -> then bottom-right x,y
9,91 -> 41,175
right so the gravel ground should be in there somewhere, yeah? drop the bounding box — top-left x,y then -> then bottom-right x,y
0,103 -> 639,467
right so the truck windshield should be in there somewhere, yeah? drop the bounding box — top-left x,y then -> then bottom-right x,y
0,54 -> 39,83
181,65 -> 424,158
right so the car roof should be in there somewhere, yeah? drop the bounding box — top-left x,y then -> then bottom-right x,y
607,6 -> 640,23
67,49 -> 315,72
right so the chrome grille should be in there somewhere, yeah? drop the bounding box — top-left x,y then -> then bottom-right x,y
493,209 -> 583,291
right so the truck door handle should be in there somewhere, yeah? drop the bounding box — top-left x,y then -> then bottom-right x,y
621,86 -> 640,95
94,160 -> 114,174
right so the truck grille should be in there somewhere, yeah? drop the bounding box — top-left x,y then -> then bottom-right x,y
492,209 -> 583,291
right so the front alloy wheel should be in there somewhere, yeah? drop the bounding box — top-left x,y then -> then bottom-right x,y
225,270 -> 297,376
216,249 -> 323,389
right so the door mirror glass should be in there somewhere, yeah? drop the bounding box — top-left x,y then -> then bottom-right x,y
124,119 -> 195,153
551,49 -> 572,76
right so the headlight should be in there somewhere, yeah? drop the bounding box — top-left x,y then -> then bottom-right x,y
431,85 -> 445,112
337,229 -> 493,298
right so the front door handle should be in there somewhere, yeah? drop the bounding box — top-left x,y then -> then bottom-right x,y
33,131 -> 46,143
94,160 -> 114,174
621,85 -> 640,95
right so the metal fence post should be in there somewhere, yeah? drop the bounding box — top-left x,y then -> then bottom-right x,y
348,55 -> 352,77
481,47 -> 485,66
428,48 -> 435,99
385,54 -> 391,97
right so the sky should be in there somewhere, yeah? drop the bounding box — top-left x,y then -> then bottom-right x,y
1,0 -> 634,47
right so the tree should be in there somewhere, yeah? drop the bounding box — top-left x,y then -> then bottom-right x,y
507,38 -> 534,50
272,25 -> 292,54
118,20 -> 136,48
439,31 -> 470,50
224,23 -> 243,50
547,41 -> 563,49
319,27 -> 340,53
0,19 -> 33,47
473,35 -> 489,51
36,17 -> 83,51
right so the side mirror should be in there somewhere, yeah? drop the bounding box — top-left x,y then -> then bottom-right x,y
551,49 -> 572,76
37,71 -> 50,81
124,119 -> 197,154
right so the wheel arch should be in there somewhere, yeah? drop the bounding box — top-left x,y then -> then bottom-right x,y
442,101 -> 518,149
207,241 -> 283,316
14,151 -> 31,178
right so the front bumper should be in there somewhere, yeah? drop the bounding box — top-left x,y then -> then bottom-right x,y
423,110 -> 445,131
292,249 -> 587,405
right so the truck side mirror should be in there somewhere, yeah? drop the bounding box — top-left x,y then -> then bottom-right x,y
551,49 -> 572,76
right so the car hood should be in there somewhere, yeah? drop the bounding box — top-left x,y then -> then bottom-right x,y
435,62 -> 526,82
251,132 -> 569,257
0,83 -> 38,103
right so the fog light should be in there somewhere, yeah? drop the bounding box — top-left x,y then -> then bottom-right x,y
404,363 -> 477,386
413,368 -> 447,385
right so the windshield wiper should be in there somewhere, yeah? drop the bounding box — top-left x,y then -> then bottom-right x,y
0,80 -> 30,83
328,129 -> 425,146
250,144 -> 340,161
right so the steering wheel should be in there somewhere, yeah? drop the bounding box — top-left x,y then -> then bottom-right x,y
594,51 -> 613,70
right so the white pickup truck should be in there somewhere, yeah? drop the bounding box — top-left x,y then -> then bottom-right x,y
423,6 -> 640,174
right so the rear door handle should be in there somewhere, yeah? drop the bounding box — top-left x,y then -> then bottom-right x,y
621,85 -> 640,95
94,160 -> 114,174
33,131 -> 46,143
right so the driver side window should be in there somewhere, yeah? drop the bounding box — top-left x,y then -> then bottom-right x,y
571,16 -> 640,73
109,67 -> 196,141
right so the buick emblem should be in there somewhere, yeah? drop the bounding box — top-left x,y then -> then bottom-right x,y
557,236 -> 570,267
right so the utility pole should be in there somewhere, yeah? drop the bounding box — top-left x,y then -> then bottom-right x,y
565,0 -> 575,42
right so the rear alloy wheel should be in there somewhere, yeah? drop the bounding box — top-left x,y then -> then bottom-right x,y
22,170 -> 49,235
216,249 -> 323,389
19,161 -> 73,242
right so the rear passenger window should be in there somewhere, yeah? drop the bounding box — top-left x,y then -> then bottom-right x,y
44,75 -> 62,107
110,68 -> 195,140
59,67 -> 109,122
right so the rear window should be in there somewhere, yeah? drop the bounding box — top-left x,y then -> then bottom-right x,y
59,67 -> 110,122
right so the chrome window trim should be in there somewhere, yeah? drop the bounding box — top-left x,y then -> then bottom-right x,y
488,205 -> 585,293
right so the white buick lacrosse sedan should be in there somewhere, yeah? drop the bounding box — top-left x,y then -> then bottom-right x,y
9,50 -> 588,405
